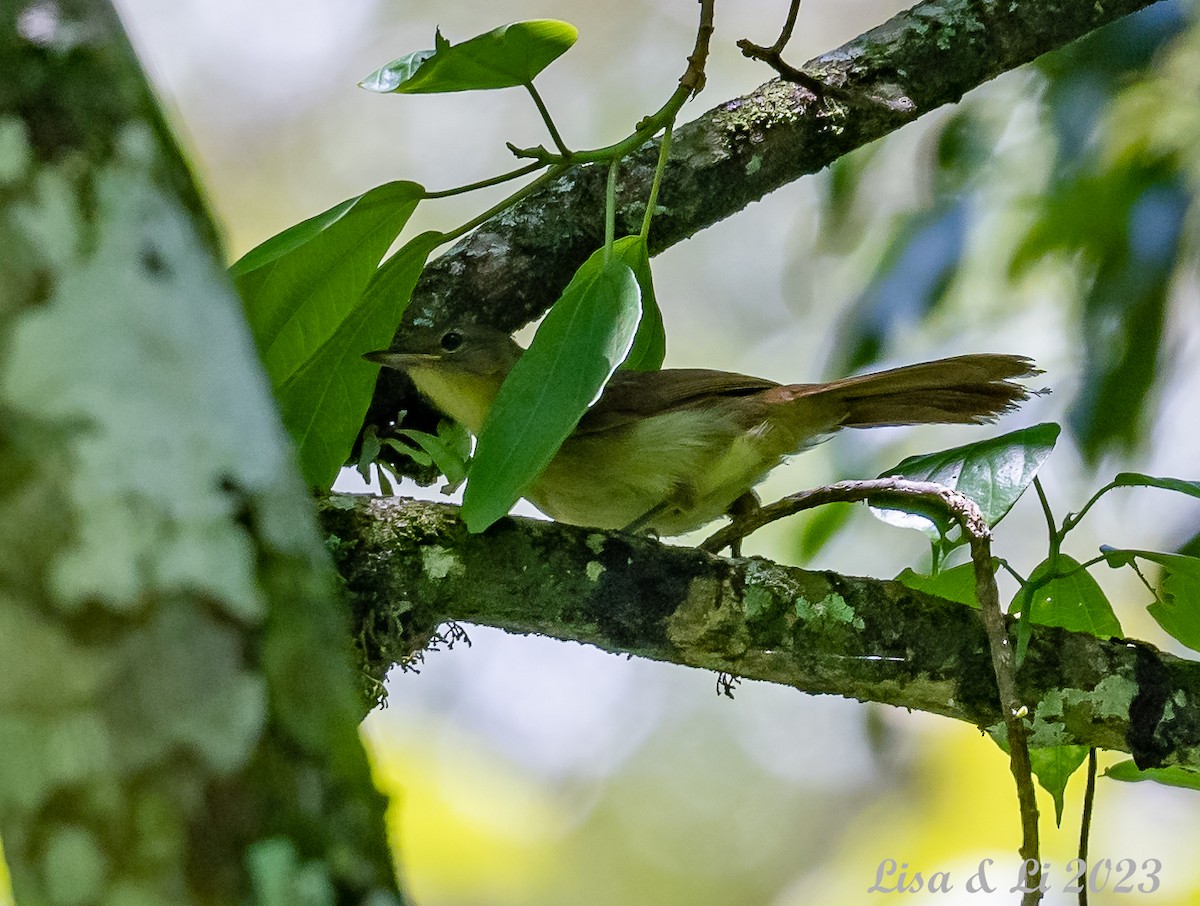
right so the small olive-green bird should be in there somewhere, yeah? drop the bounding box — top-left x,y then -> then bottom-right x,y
366,325 -> 1036,536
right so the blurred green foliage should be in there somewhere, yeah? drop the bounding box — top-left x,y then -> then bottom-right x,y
821,1 -> 1195,464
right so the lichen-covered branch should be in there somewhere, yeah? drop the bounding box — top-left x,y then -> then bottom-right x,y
322,495 -> 1200,771
366,0 -> 1166,430
0,3 -> 401,903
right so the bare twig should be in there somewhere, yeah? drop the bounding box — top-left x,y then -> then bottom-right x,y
736,0 -> 852,104
702,477 -> 1041,903
699,478 -> 983,554
772,0 -> 804,52
681,0 -> 716,96
1078,748 -> 1098,906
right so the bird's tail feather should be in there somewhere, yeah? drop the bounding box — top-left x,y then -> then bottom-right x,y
782,354 -> 1040,428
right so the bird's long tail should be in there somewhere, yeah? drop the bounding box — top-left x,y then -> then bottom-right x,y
783,354 -> 1040,428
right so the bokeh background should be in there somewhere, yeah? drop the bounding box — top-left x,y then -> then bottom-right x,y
6,0 -> 1200,903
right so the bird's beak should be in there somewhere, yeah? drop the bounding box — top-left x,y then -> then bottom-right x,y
362,349 -> 439,369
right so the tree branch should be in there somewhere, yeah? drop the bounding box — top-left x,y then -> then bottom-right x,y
366,0 -> 1166,431
321,495 -> 1200,771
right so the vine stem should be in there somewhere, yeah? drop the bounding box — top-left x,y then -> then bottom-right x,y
507,0 -> 713,168
703,477 -> 1042,904
435,164 -> 568,246
422,162 -> 545,199
1063,480 -> 1118,533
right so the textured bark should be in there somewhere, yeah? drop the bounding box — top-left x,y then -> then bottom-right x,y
365,0 -> 1167,436
323,496 -> 1200,771
0,3 -> 402,903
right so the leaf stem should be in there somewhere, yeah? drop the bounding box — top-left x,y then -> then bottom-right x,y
423,161 -> 546,199
524,81 -> 571,156
436,164 -> 568,246
1034,477 -> 1059,552
1063,480 -> 1117,535
998,558 -> 1028,586
604,157 -> 619,260
640,118 -> 674,241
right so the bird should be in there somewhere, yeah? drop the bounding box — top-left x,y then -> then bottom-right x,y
365,324 -> 1036,537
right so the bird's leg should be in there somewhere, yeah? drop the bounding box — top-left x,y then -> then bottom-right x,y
623,501 -> 671,535
623,483 -> 698,535
723,491 -> 762,557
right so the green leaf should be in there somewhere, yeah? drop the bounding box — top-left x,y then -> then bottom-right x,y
1015,554 -> 1122,637
896,562 -> 981,608
395,419 -> 472,486
276,231 -> 443,488
1112,472 -> 1200,499
231,181 -> 423,389
1029,745 -> 1089,826
870,422 -> 1061,539
987,730 -> 1088,826
462,251 -> 641,532
360,20 -> 578,94
1105,760 -> 1200,791
611,236 -> 665,371
1103,549 -> 1200,652
356,424 -> 384,483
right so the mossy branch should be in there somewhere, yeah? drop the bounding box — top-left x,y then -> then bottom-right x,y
321,495 -> 1200,775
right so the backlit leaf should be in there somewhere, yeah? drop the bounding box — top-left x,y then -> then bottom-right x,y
611,236 -> 665,371
870,423 -> 1060,539
462,251 -> 641,532
360,20 -> 578,94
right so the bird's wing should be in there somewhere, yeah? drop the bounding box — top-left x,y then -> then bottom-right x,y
575,368 -> 780,434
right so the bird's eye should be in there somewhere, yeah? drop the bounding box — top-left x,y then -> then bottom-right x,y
440,330 -> 464,352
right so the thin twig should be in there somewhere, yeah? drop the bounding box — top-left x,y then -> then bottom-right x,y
736,37 -> 837,100
681,0 -> 716,96
772,0 -> 804,52
700,479 -> 985,554
702,477 -> 1041,903
1078,748 -> 1098,906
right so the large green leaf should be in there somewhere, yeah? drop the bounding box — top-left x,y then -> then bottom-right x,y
611,236 -> 665,371
1016,555 -> 1122,637
231,181 -> 423,389
462,251 -> 641,532
360,21 -> 578,94
870,423 -> 1061,539
1103,548 -> 1200,652
277,232 -> 443,488
1105,760 -> 1200,791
